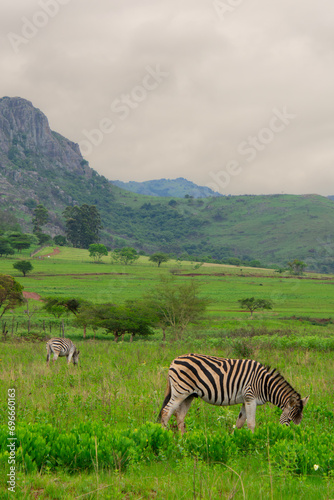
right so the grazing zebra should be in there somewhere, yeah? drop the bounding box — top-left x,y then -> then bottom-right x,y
158,353 -> 309,434
46,338 -> 80,366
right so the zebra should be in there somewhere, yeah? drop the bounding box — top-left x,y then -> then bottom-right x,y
46,338 -> 80,366
158,353 -> 309,434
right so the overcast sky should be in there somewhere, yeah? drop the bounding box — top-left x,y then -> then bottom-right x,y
1,0 -> 334,195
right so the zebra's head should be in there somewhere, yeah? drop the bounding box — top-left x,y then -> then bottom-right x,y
72,349 -> 80,365
279,395 -> 309,426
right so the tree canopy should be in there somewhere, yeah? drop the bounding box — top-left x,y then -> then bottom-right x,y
0,274 -> 24,318
0,236 -> 15,257
111,247 -> 139,265
149,252 -> 170,267
13,260 -> 34,277
6,232 -> 34,252
43,297 -> 83,318
89,243 -> 108,262
63,204 -> 102,249
287,259 -> 307,276
238,297 -> 273,317
84,302 -> 155,342
145,276 -> 209,340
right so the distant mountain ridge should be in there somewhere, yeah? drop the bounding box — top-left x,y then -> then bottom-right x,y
111,178 -> 223,198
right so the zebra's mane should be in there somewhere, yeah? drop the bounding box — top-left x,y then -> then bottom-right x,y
264,364 -> 303,415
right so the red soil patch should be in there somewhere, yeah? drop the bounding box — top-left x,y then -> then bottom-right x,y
23,292 -> 43,301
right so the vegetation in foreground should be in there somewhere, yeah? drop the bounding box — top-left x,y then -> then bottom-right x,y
0,248 -> 333,498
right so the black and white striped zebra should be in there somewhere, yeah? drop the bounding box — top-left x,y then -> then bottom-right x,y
158,353 -> 309,433
46,338 -> 80,366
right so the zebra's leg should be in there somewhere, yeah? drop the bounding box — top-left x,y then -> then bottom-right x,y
52,352 -> 59,364
67,346 -> 75,365
235,403 -> 247,429
174,395 -> 194,435
244,400 -> 257,433
160,395 -> 190,429
46,346 -> 51,366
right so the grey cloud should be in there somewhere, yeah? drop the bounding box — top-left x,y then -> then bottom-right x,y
0,0 -> 333,195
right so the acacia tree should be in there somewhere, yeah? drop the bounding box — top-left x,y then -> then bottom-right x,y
13,260 -> 33,277
43,297 -> 82,318
7,232 -> 33,253
149,252 -> 170,267
0,274 -> 24,318
238,297 -> 273,318
145,276 -> 209,340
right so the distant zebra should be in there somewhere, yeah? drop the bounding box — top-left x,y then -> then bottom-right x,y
158,353 -> 309,433
46,338 -> 80,366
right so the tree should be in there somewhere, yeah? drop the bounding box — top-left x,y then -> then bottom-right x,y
0,237 -> 14,257
7,232 -> 33,253
89,243 -> 108,263
35,232 -> 52,245
13,260 -> 33,277
90,302 -> 155,342
145,276 -> 209,340
43,297 -> 82,318
111,247 -> 139,265
53,235 -> 67,246
32,204 -> 48,234
73,301 -> 94,339
0,274 -> 24,318
238,297 -> 273,318
149,252 -> 170,267
287,259 -> 307,276
63,204 -> 102,249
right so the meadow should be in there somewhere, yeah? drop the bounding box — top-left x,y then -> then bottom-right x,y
0,247 -> 334,499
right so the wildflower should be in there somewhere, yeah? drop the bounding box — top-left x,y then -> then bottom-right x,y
314,464 -> 319,471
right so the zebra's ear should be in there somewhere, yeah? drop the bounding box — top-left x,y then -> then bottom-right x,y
301,396 -> 309,407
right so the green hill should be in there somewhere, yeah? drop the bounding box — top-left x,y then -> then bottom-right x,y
1,97 -> 334,271
110,177 -> 222,198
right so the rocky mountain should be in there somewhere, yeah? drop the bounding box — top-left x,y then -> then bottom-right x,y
0,96 -> 114,235
111,178 -> 223,198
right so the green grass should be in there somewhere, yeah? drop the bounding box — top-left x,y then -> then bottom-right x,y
1,342 -> 333,498
1,248 -> 334,498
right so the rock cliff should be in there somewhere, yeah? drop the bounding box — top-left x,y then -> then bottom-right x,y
0,96 -> 112,233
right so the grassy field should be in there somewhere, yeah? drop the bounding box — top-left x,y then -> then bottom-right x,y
1,248 -> 334,499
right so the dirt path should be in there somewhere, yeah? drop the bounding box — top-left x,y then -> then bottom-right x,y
38,247 -> 61,258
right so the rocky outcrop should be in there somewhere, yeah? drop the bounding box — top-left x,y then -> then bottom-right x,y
0,96 -> 112,233
0,96 -> 85,174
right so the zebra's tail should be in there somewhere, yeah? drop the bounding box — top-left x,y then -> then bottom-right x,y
157,377 -> 171,423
